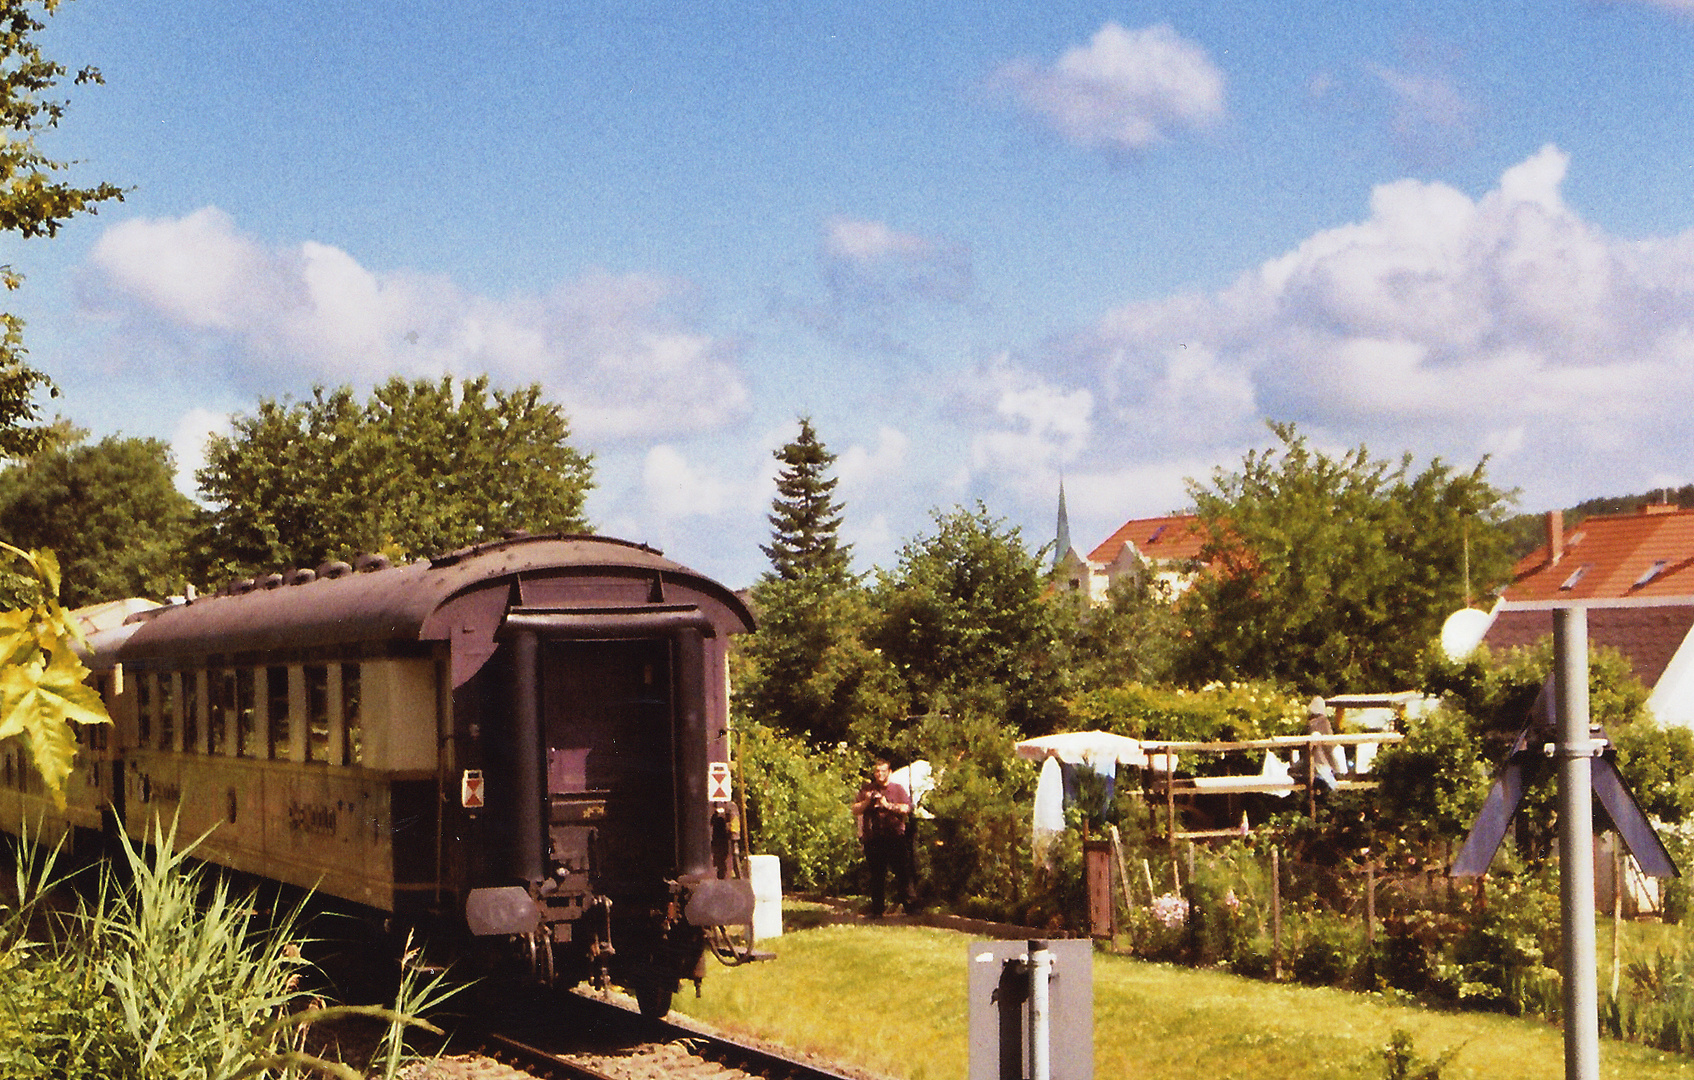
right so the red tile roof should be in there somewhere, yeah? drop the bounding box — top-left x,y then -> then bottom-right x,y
1484,507 -> 1694,690
1087,513 -> 1209,566
1503,506 -> 1694,603
1483,606 -> 1694,687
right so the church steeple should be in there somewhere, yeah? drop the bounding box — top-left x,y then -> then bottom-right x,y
1054,478 -> 1073,570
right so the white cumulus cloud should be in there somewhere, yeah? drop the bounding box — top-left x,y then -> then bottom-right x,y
836,426 -> 911,494
967,363 -> 1094,499
819,216 -> 970,306
168,406 -> 232,500
1059,144 -> 1694,506
995,22 -> 1225,150
642,445 -> 736,519
84,207 -> 750,441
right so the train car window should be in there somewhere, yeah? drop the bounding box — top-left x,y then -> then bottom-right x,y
341,663 -> 362,767
158,674 -> 176,751
235,668 -> 256,757
136,674 -> 153,745
266,665 -> 290,760
182,671 -> 201,754
305,665 -> 330,764
208,668 -> 230,756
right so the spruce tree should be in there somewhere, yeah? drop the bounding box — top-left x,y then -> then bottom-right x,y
762,417 -> 852,583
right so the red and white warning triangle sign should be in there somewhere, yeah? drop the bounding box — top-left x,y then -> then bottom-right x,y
708,762 -> 732,803
461,769 -> 485,809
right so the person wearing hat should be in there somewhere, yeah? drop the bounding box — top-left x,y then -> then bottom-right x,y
1304,696 -> 1345,791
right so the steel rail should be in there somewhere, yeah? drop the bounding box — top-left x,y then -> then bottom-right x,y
461,990 -> 866,1080
475,1030 -> 618,1080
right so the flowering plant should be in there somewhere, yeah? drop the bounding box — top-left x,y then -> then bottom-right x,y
1150,892 -> 1190,928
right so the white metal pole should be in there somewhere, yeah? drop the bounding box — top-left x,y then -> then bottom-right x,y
1028,941 -> 1053,1080
1555,606 -> 1599,1080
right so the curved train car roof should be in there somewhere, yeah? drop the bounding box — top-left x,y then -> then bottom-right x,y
117,535 -> 754,682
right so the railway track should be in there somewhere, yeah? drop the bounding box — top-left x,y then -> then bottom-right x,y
418,990 -> 871,1080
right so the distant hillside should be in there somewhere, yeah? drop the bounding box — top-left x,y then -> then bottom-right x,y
1500,486 -> 1693,560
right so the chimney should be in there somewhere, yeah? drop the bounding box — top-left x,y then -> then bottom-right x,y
1547,510 -> 1564,566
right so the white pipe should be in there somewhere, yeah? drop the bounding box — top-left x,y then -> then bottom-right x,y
1028,941 -> 1053,1080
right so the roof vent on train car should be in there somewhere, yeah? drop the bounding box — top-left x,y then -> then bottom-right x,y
284,567 -> 317,585
353,553 -> 392,573
232,578 -> 257,595
317,560 -> 353,579
502,528 -> 531,540
258,573 -> 285,590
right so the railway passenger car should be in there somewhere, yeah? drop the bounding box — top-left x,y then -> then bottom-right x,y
0,533 -> 759,1017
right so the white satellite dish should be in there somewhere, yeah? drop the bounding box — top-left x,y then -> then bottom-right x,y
1440,608 -> 1493,661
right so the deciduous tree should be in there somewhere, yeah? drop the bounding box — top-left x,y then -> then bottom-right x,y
0,0 -> 124,456
1054,570 -> 1182,692
872,502 -> 1065,733
1179,423 -> 1513,693
734,576 -> 903,747
195,375 -> 594,578
0,434 -> 197,607
0,1 -> 124,799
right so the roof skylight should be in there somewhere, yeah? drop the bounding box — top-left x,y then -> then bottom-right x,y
1634,560 -> 1670,588
1559,563 -> 1592,591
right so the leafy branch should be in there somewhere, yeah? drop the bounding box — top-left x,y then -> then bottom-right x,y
0,540 -> 109,805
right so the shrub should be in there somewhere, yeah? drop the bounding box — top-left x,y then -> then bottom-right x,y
736,719 -> 861,893
1066,680 -> 1304,744
1376,909 -> 1464,996
1379,1028 -> 1461,1080
1370,705 -> 1490,855
1290,910 -> 1363,987
1187,847 -> 1256,967
1124,893 -> 1190,963
1021,828 -> 1087,932
1442,866 -> 1561,1015
1606,947 -> 1694,1053
904,695 -> 1037,918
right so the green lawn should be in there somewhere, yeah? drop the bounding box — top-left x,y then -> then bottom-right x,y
674,921 -> 1694,1080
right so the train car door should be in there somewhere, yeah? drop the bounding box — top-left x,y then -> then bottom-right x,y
540,638 -> 677,898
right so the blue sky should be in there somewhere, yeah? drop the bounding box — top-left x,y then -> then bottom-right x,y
10,0 -> 1694,587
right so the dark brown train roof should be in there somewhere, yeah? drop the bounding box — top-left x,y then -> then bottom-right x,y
117,534 -> 754,667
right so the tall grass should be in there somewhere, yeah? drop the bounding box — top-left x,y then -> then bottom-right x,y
0,819 -> 456,1079
1603,935 -> 1694,1054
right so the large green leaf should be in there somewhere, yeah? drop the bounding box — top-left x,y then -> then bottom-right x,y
0,542 -> 112,808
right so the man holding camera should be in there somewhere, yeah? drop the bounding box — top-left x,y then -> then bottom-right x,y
853,757 -> 914,918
